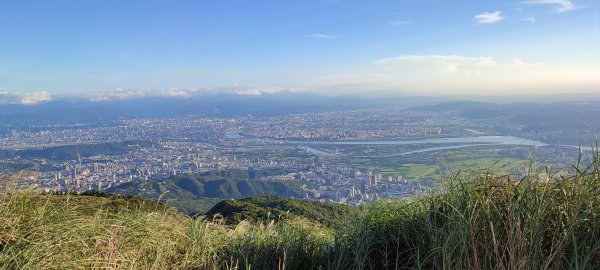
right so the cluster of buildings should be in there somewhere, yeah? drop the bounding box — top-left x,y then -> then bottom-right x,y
240,110 -> 461,141
0,117 -> 232,150
1,110 -> 444,203
296,163 -> 426,204
20,142 -> 304,193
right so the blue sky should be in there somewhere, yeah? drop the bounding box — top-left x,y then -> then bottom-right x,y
0,0 -> 599,102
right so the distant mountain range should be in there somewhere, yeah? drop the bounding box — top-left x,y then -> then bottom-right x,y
410,101 -> 600,145
0,93 -> 441,128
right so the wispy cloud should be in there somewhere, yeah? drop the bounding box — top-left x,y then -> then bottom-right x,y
475,11 -> 504,23
0,91 -> 52,105
305,34 -> 337,39
520,17 -> 537,23
346,54 -> 598,95
375,55 -> 503,77
521,0 -> 575,13
375,55 -> 500,65
389,20 -> 413,26
317,53 -> 600,95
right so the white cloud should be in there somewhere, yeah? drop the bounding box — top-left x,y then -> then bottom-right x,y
88,87 -> 302,101
0,91 -> 52,105
234,87 -> 299,96
521,0 -> 575,13
21,91 -> 52,104
475,11 -> 504,23
162,88 -> 196,97
306,34 -> 337,39
89,88 -> 205,101
375,55 -> 500,76
90,88 -> 147,101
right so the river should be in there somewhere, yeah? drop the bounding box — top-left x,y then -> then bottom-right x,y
224,130 -> 554,156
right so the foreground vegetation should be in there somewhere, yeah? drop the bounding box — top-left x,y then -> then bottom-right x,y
2,152 -> 600,269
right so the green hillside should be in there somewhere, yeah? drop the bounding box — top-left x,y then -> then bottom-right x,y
107,169 -> 309,213
206,195 -> 359,228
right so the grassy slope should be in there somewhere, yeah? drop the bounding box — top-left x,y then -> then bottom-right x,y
0,192 -> 330,270
2,156 -> 600,269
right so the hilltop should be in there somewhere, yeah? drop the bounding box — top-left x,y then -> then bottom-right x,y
205,195 -> 359,228
106,169 -> 309,214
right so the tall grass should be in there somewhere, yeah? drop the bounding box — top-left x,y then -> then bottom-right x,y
2,150 -> 600,269
0,189 -> 330,269
335,147 -> 600,269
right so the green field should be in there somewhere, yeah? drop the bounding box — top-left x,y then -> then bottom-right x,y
315,144 -> 534,181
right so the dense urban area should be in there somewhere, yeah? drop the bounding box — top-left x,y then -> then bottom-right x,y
2,102 -> 591,207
